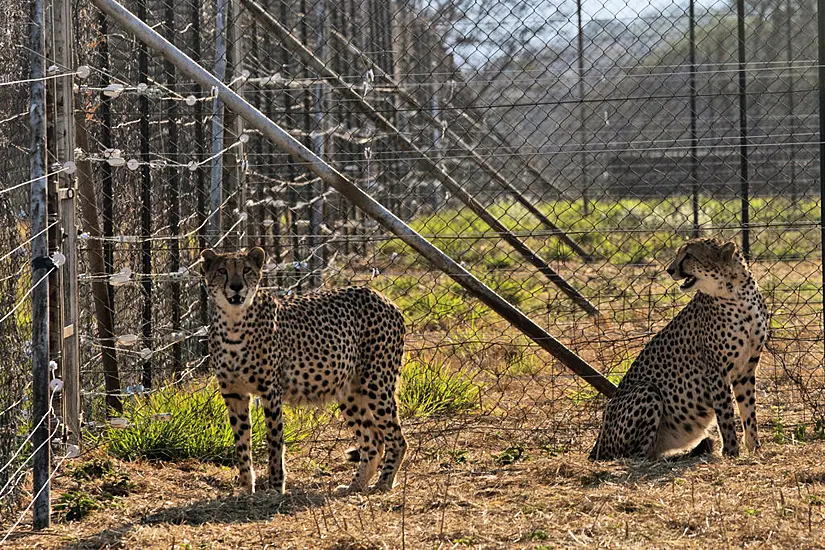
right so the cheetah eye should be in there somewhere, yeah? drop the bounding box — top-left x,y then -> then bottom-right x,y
217,268 -> 228,276
243,267 -> 252,275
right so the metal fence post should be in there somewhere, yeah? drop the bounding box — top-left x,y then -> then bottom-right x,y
54,0 -> 80,445
786,0 -> 797,203
163,0 -> 182,375
689,0 -> 700,238
576,0 -> 589,216
137,0 -> 153,389
230,0 -> 248,250
737,0 -> 750,260
309,0 -> 326,288
74,111 -> 122,414
210,0 -> 228,244
29,0 -> 51,529
819,0 -> 825,333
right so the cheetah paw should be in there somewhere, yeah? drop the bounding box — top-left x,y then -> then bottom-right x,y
235,484 -> 256,496
369,481 -> 395,493
333,484 -> 354,497
334,483 -> 368,496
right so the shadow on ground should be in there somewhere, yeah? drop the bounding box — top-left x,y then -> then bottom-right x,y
43,488 -> 328,549
141,487 -> 328,526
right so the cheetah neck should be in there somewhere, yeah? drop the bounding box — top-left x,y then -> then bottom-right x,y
732,274 -> 760,301
701,272 -> 759,303
211,303 -> 250,334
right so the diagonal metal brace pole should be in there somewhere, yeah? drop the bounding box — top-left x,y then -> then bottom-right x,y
239,0 -> 601,318
89,0 -> 616,396
327,27 -> 594,264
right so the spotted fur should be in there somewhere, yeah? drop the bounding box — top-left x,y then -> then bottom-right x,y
201,247 -> 407,495
590,238 -> 768,461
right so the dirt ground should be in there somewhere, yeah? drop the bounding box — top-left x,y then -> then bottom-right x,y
5,435 -> 825,550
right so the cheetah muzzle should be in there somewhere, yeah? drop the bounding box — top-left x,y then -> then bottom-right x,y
201,247 -> 408,496
590,238 -> 769,461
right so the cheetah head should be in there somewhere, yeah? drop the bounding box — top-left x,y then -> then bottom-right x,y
200,247 -> 266,311
667,238 -> 750,298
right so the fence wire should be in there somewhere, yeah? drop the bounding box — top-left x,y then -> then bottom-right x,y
2,0 -> 825,533
0,0 -> 41,525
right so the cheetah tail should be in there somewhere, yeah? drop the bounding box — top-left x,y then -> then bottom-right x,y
344,447 -> 360,462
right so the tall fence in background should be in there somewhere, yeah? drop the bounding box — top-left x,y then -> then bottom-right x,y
2,0 -> 825,532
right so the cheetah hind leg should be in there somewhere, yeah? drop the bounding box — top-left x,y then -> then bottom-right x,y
334,394 -> 383,496
372,394 -> 406,492
589,384 -> 663,461
687,437 -> 714,458
367,347 -> 407,493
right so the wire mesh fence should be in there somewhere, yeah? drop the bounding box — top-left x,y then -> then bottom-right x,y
0,0 -> 41,524
2,0 -> 825,536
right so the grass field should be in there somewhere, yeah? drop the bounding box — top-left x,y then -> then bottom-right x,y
4,196 -> 825,548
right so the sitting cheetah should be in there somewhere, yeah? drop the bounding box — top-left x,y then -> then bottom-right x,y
589,238 -> 768,460
201,247 -> 407,495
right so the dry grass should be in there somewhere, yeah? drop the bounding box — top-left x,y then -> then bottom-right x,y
6,434 -> 825,549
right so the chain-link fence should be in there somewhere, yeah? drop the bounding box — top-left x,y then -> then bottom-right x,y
0,0 -> 43,525
3,0 -> 825,537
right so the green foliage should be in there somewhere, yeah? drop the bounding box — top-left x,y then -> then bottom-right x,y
484,253 -> 515,271
528,528 -> 549,541
101,382 -> 323,464
399,359 -> 481,418
499,335 -> 544,377
446,449 -> 468,465
795,423 -> 807,442
68,458 -> 114,481
493,445 -> 526,466
539,443 -> 568,457
99,362 -> 482,462
483,273 -> 526,307
381,196 -> 822,268
772,419 -> 786,444
54,459 -> 135,523
53,490 -> 102,522
100,471 -> 135,497
386,277 -> 487,332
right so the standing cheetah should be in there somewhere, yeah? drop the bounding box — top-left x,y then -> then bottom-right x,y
590,238 -> 768,460
201,247 -> 407,495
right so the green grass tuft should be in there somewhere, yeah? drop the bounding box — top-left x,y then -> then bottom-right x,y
100,381 -> 324,464
399,359 -> 481,418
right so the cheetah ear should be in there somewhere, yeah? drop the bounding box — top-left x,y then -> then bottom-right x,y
200,249 -> 218,272
720,241 -> 737,262
246,247 -> 266,270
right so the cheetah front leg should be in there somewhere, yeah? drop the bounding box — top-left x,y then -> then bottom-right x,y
708,371 -> 740,458
223,392 -> 256,493
260,389 -> 286,494
733,357 -> 761,452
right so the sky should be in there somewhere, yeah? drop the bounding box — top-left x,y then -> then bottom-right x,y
436,0 -> 730,66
